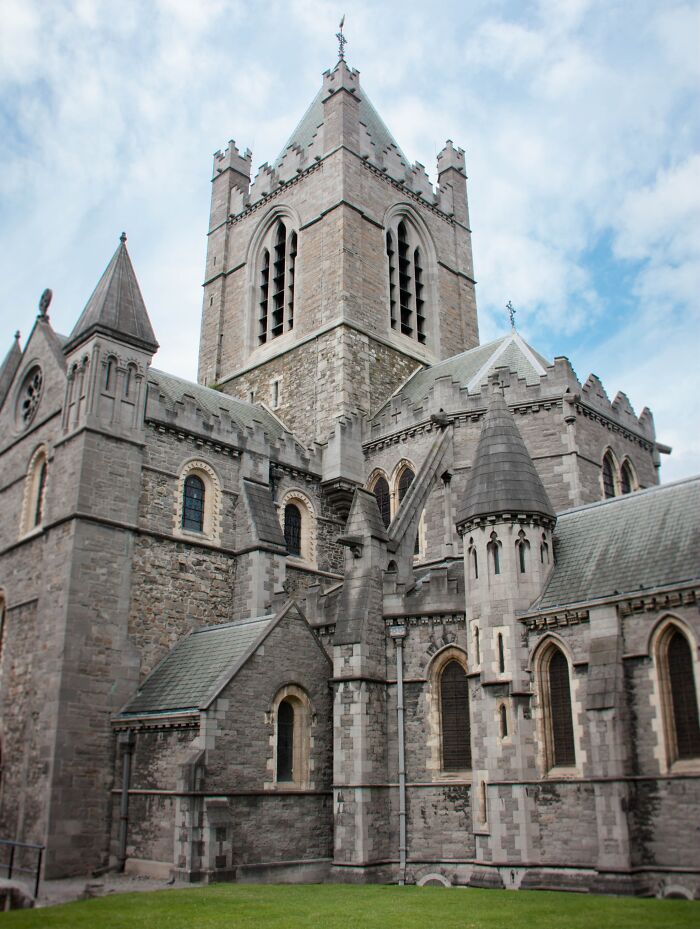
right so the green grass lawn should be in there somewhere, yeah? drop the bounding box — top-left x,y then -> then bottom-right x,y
4,884 -> 697,929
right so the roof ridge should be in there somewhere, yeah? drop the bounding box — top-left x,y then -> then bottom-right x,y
557,475 -> 700,518
194,615 -> 275,635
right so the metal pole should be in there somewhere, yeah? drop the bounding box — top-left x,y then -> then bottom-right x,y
34,847 -> 43,899
117,729 -> 135,872
390,625 -> 407,885
8,843 -> 14,881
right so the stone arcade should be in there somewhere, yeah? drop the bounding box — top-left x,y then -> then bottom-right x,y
0,55 -> 698,896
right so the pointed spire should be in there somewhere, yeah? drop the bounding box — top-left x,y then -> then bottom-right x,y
0,330 -> 23,409
64,234 -> 159,355
457,389 -> 556,530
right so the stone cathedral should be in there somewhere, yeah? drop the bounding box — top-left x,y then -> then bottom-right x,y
0,54 -> 699,898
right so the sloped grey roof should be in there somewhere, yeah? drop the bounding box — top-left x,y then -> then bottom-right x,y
119,615 -> 275,716
65,236 -> 158,354
274,84 -> 409,169
457,391 -> 556,526
535,477 -> 700,611
147,368 -> 288,442
243,479 -> 286,547
380,332 -> 550,413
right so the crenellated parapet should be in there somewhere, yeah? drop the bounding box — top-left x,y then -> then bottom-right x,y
212,139 -> 252,187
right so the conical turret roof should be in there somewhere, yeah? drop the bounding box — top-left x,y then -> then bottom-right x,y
457,390 -> 556,528
64,234 -> 158,355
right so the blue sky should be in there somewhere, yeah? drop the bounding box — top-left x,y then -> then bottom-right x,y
1,0 -> 698,480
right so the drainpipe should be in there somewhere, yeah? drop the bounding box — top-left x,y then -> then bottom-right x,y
390,625 -> 407,885
117,729 -> 135,872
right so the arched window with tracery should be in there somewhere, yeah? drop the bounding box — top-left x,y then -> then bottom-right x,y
258,219 -> 297,345
539,644 -> 577,770
182,474 -> 205,532
371,475 -> 391,529
602,451 -> 616,499
440,659 -> 472,770
656,623 -> 700,765
284,503 -> 302,556
386,216 -> 429,345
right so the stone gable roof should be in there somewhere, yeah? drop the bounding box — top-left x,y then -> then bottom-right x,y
457,390 -> 556,528
65,236 -> 158,354
274,82 -> 409,171
147,368 -> 288,442
118,614 -> 276,716
534,477 -> 700,612
376,332 -> 550,415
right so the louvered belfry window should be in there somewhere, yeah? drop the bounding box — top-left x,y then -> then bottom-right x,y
387,217 -> 428,346
668,630 -> 700,759
277,699 -> 294,781
373,476 -> 391,529
441,660 -> 472,770
548,649 -> 576,767
258,220 -> 297,344
284,503 -> 302,557
182,474 -> 205,532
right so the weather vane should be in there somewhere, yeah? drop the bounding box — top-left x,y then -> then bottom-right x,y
336,15 -> 347,60
506,300 -> 516,330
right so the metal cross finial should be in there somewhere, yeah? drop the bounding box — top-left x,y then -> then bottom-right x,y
336,14 -> 347,60
120,231 -> 127,244
506,300 -> 516,330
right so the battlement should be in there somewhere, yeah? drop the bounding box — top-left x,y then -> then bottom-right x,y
212,139 -> 252,183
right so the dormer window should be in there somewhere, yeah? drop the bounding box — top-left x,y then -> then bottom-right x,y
258,220 -> 297,345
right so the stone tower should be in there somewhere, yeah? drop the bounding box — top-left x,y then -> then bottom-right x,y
198,59 -> 479,446
456,387 -> 557,866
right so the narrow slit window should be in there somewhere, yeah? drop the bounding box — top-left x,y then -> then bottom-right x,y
271,222 -> 286,339
287,232 -> 297,331
602,452 -> 616,499
499,704 -> 508,738
34,460 -> 48,527
284,503 -> 302,557
414,247 -> 426,344
474,626 -> 480,665
497,633 -> 505,674
397,221 -> 413,337
277,699 -> 294,781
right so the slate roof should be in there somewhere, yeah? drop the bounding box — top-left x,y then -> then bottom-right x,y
457,390 -> 556,527
243,479 -> 286,547
274,83 -> 409,170
147,368 -> 288,442
377,332 -> 550,414
534,477 -> 700,612
65,235 -> 159,354
119,615 -> 276,716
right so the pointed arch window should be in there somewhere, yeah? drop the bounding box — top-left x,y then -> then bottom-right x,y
272,685 -> 313,788
657,624 -> 700,764
371,475 -> 391,529
487,531 -> 501,575
21,446 -> 49,535
516,530 -> 530,574
258,219 -> 298,345
440,660 -> 472,770
396,466 -> 420,555
602,451 -> 616,499
540,645 -> 577,769
620,460 -> 634,495
386,216 -> 429,346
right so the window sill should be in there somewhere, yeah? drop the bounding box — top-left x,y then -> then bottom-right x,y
668,758 -> 700,775
545,765 -> 581,779
19,524 -> 44,542
173,528 -> 220,547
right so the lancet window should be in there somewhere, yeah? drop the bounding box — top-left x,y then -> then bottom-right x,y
440,659 -> 472,770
